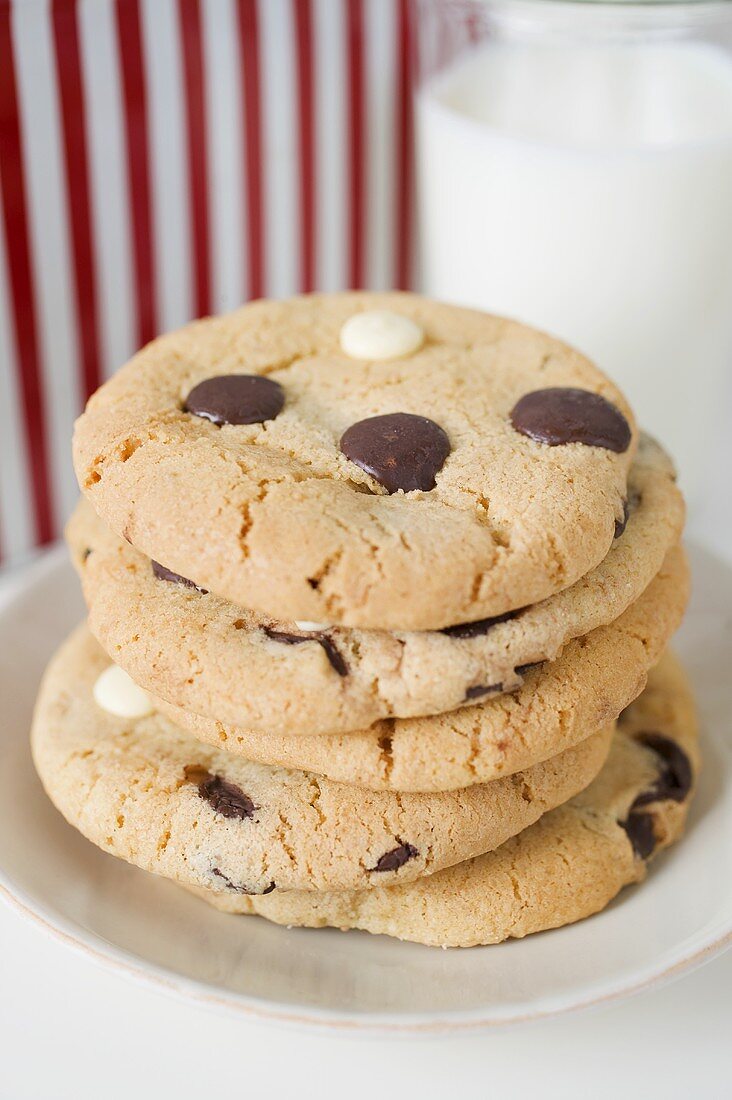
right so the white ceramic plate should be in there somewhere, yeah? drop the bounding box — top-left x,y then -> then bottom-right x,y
1,545 -> 731,1033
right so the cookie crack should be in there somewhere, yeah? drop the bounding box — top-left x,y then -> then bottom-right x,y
276,810 -> 298,869
307,776 -> 327,828
307,547 -> 345,606
506,862 -> 530,934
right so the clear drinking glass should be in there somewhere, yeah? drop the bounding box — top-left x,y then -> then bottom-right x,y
415,0 -> 732,497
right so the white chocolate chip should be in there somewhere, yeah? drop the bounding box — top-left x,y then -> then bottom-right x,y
340,310 -> 423,361
294,620 -> 329,632
93,664 -> 154,719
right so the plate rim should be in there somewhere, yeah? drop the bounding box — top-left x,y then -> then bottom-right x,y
1,546 -> 731,1035
2,869 -> 730,1035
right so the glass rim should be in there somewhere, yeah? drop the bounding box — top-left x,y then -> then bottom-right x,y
427,0 -> 732,36
463,0 -> 731,6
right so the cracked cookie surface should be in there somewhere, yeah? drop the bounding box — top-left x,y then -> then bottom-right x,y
72,292 -> 637,630
156,547 -> 689,790
31,626 -> 611,895
68,435 -> 682,736
196,652 -> 699,946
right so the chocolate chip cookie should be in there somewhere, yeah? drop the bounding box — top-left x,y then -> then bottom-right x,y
72,293 -> 637,630
31,626 -> 611,895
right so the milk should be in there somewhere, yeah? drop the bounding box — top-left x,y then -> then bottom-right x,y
418,41 -> 732,494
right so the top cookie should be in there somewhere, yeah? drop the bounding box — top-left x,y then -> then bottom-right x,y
73,293 -> 637,630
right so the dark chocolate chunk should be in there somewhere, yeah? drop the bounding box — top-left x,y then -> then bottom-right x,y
618,736 -> 691,859
152,559 -> 208,594
211,868 -> 276,895
371,841 -> 419,873
614,499 -> 630,539
441,608 -> 521,639
185,374 -> 284,426
621,810 -> 657,859
265,628 -> 308,646
633,733 -> 693,805
81,547 -> 92,562
264,626 -> 348,677
510,387 -> 631,453
614,489 -> 642,539
317,635 -> 349,677
465,682 -> 502,700
186,767 -> 257,820
514,660 -> 544,677
340,412 -> 450,493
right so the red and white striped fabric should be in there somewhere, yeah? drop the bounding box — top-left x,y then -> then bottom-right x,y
0,0 -> 417,566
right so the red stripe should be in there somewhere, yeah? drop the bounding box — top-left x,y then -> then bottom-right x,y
237,0 -> 264,300
293,0 -> 315,294
115,0 -> 157,349
467,9 -> 481,45
0,2 -> 54,545
178,0 -> 211,319
346,0 -> 365,290
394,0 -> 414,291
51,0 -> 101,402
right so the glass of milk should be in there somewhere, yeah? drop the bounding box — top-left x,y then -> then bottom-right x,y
416,0 -> 732,497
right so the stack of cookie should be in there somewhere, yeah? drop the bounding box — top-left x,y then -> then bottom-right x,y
32,294 -> 698,947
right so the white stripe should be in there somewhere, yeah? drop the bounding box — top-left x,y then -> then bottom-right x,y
78,0 -> 135,376
365,0 -> 396,291
12,0 -> 82,530
258,0 -> 299,298
0,229 -> 35,561
404,5 -> 419,293
141,0 -> 192,330
202,0 -> 246,313
313,0 -> 347,292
